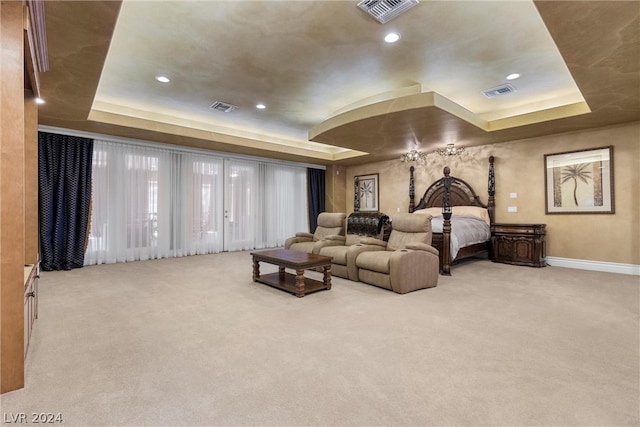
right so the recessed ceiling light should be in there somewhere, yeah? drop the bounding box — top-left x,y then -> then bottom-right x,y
35,98 -> 45,104
384,32 -> 401,43
256,103 -> 266,110
155,75 -> 170,83
506,73 -> 520,80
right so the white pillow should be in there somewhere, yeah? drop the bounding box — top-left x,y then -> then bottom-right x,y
451,206 -> 490,224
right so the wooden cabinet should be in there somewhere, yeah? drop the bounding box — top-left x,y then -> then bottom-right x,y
1,1 -> 44,393
24,264 -> 39,359
491,223 -> 546,267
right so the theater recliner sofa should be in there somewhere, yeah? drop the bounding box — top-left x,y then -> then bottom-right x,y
284,212 -> 346,254
354,213 -> 439,294
317,212 -> 390,281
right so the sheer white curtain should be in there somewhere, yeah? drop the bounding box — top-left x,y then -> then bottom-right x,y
86,142 -> 163,264
264,164 -> 308,247
86,141 -> 224,265
224,160 -> 307,251
180,154 -> 224,255
160,152 -> 224,257
86,139 -> 309,265
224,159 -> 262,251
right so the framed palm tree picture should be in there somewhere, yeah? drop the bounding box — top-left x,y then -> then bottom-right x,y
544,146 -> 614,214
354,173 -> 379,212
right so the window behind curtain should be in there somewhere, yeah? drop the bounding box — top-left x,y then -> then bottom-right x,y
224,159 -> 261,251
265,164 -> 308,247
221,159 -> 308,251
85,140 -> 308,265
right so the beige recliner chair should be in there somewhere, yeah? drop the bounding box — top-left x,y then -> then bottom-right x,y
354,213 -> 439,294
317,212 -> 390,281
284,212 -> 346,254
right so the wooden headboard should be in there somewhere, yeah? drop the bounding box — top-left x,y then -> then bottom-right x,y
409,156 -> 495,223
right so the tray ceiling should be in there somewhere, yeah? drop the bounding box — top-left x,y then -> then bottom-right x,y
38,1 -> 640,165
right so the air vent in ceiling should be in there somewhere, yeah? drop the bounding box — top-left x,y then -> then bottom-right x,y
357,0 -> 419,24
482,84 -> 517,98
209,101 -> 238,113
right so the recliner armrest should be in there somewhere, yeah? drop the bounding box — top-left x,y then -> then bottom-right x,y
359,237 -> 387,247
346,243 -> 385,281
313,237 -> 345,253
404,242 -> 439,256
295,232 -> 314,239
284,235 -> 313,249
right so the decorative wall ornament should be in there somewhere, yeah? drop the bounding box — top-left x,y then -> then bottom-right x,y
436,143 -> 465,157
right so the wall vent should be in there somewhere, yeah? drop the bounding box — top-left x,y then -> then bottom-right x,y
482,84 -> 516,98
209,101 -> 238,113
357,0 -> 419,24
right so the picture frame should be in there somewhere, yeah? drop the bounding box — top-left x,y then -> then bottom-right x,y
544,146 -> 614,214
354,173 -> 379,212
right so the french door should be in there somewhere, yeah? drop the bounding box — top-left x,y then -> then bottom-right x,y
223,159 -> 263,251
222,159 -> 308,251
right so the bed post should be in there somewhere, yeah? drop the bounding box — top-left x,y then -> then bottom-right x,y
441,166 -> 452,276
409,166 -> 415,213
487,156 -> 495,223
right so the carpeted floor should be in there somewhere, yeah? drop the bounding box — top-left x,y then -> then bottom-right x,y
1,251 -> 638,426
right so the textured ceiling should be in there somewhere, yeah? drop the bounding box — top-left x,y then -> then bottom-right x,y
38,1 -> 640,166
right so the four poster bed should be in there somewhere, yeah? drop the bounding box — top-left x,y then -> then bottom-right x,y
408,156 -> 495,275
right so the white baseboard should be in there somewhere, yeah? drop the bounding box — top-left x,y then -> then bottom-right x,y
545,257 -> 640,276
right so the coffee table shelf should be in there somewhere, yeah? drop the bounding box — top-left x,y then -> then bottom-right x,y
251,249 -> 332,298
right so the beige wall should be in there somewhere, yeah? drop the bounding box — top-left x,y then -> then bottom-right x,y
325,164 -> 347,213
346,121 -> 640,265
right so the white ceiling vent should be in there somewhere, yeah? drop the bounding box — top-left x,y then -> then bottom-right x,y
482,84 -> 517,98
209,101 -> 238,113
357,0 -> 419,24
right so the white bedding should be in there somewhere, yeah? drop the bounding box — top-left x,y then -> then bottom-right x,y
430,215 -> 491,260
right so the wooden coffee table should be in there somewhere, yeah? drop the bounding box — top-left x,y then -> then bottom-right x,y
250,249 -> 332,297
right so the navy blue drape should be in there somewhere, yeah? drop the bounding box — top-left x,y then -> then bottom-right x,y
307,168 -> 325,232
38,132 -> 93,271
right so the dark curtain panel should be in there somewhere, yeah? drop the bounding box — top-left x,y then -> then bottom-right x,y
38,132 -> 94,271
307,168 -> 325,232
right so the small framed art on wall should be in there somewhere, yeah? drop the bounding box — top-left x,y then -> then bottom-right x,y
544,146 -> 614,214
354,173 -> 379,212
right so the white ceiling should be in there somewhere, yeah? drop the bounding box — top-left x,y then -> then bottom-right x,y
90,0 -> 587,162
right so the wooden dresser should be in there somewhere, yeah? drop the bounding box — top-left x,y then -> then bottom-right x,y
491,223 -> 546,267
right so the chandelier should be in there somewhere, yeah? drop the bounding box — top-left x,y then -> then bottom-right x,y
436,143 -> 465,156
400,149 -> 429,163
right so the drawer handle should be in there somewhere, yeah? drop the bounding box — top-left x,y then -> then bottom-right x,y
26,291 -> 35,298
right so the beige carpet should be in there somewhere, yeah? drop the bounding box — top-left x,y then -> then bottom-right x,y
1,251 -> 638,426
